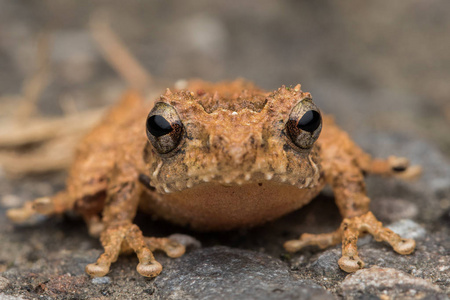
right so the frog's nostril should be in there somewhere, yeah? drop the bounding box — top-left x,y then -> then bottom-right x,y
228,146 -> 245,164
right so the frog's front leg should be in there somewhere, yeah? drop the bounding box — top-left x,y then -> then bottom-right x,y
85,178 -> 185,277
284,159 -> 416,273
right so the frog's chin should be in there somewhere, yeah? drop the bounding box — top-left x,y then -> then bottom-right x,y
142,180 -> 325,231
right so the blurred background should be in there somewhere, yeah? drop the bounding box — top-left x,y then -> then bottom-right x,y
1,1 -> 449,158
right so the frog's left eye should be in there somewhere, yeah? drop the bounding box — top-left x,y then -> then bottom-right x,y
146,102 -> 184,154
286,99 -> 322,149
147,115 -> 173,137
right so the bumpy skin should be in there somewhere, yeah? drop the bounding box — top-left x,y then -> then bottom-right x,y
7,80 -> 420,277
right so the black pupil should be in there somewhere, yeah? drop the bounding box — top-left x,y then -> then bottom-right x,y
147,115 -> 173,137
297,110 -> 321,133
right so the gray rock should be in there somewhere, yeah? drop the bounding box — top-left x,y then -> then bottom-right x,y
0,276 -> 9,290
387,219 -> 427,240
91,276 -> 111,285
373,197 -> 419,222
0,294 -> 25,300
309,249 -> 342,277
154,246 -> 334,300
340,267 -> 447,300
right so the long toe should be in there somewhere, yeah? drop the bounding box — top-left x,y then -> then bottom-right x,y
283,239 -> 307,253
338,255 -> 365,273
137,261 -> 162,277
393,238 -> 416,255
165,241 -> 186,258
86,262 -> 110,277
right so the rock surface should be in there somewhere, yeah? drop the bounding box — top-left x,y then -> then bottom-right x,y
340,267 -> 444,300
0,276 -> 9,290
154,246 -> 333,300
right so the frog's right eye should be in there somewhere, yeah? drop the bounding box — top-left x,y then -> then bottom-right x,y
146,102 -> 184,154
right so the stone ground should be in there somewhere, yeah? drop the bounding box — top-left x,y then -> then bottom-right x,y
1,1 -> 450,299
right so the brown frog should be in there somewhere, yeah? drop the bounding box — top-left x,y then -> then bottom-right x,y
7,79 -> 420,277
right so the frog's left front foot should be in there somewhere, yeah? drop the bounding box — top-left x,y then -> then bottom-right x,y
284,211 -> 415,273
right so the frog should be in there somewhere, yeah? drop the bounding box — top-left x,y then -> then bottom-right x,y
7,79 -> 421,278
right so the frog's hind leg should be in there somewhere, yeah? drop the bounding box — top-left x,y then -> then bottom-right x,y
7,191 -> 73,224
349,141 -> 421,180
7,187 -> 105,238
366,156 -> 422,180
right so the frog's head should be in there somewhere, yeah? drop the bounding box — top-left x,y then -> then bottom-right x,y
143,80 -> 323,194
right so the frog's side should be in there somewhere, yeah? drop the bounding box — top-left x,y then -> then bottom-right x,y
8,79 -> 420,278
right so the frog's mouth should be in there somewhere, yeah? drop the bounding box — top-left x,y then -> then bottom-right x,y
144,139 -> 322,195
141,166 -> 321,195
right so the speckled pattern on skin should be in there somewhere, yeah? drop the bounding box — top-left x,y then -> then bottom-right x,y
7,79 -> 422,278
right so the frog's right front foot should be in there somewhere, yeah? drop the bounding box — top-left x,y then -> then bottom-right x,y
85,223 -> 185,277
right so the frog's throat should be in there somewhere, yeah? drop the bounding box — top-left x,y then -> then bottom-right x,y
140,180 -> 324,231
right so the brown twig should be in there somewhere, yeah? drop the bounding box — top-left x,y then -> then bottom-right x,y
90,12 -> 153,92
15,32 -> 52,122
445,104 -> 450,123
0,134 -> 83,177
0,108 -> 105,147
0,14 -> 158,177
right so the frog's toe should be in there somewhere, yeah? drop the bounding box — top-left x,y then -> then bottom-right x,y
32,197 -> 55,214
338,255 -> 365,273
137,260 -> 163,278
389,156 -> 421,179
86,261 -> 111,277
395,165 -> 422,180
86,223 -> 186,278
284,230 -> 342,253
6,203 -> 35,223
392,238 -> 415,255
84,215 -> 104,237
284,239 -> 309,253
369,156 -> 421,180
350,211 -> 417,255
339,211 -> 416,273
164,241 -> 186,258
284,211 -> 416,273
7,192 -> 70,224
7,198 -> 53,223
144,237 -> 186,258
